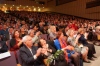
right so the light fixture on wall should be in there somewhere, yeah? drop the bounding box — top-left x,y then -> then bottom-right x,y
4,4 -> 6,5
34,8 -> 36,11
38,8 -> 41,11
17,7 -> 19,9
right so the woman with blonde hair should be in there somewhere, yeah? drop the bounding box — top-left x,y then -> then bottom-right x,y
67,29 -> 90,63
49,25 -> 57,40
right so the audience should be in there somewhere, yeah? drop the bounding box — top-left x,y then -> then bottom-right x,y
0,10 -> 100,66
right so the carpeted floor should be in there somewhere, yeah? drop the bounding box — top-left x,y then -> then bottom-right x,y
84,45 -> 100,66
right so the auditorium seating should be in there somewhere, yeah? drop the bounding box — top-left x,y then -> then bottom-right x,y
0,52 -> 17,66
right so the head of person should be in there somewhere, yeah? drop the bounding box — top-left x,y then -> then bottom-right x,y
22,35 -> 33,48
78,28 -> 85,34
28,29 -> 35,37
50,26 -> 56,33
56,31 -> 64,39
20,27 -> 25,32
39,39 -> 46,47
67,29 -> 75,37
8,27 -> 14,34
12,30 -> 20,38
16,20 -> 21,26
21,21 -> 26,25
33,25 -> 38,31
3,24 -> 7,30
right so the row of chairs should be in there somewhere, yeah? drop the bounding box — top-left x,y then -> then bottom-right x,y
0,34 -> 49,66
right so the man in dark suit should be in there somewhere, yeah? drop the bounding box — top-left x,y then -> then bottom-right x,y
0,39 -> 8,53
0,24 -> 9,41
8,27 -> 14,40
19,35 -> 45,66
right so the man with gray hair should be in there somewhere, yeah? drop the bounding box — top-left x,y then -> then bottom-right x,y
28,29 -> 41,46
19,35 -> 45,66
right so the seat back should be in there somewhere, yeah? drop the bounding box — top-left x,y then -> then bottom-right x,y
0,52 -> 17,66
39,34 -> 48,40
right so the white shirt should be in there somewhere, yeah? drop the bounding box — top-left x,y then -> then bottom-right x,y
28,48 -> 37,60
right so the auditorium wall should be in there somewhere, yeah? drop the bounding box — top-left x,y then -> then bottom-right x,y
46,0 -> 100,20
1,0 -> 100,19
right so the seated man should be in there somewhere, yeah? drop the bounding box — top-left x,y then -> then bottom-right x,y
0,41 -> 8,53
19,35 -> 45,66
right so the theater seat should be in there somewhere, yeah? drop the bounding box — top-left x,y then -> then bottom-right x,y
39,34 -> 48,40
0,52 -> 17,66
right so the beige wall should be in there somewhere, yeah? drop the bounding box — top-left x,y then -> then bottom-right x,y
46,0 -> 100,19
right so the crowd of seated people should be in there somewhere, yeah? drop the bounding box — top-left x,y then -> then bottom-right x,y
0,10 -> 100,66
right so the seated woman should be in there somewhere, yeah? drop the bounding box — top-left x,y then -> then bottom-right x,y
67,29 -> 90,63
10,30 -> 23,63
78,28 -> 97,60
54,31 -> 80,66
10,30 -> 23,51
49,26 -> 57,40
20,27 -> 27,38
39,39 -> 68,66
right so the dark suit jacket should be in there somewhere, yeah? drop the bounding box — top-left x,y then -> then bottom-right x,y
79,34 -> 88,46
19,45 -> 45,66
0,29 -> 9,41
0,41 -> 8,53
